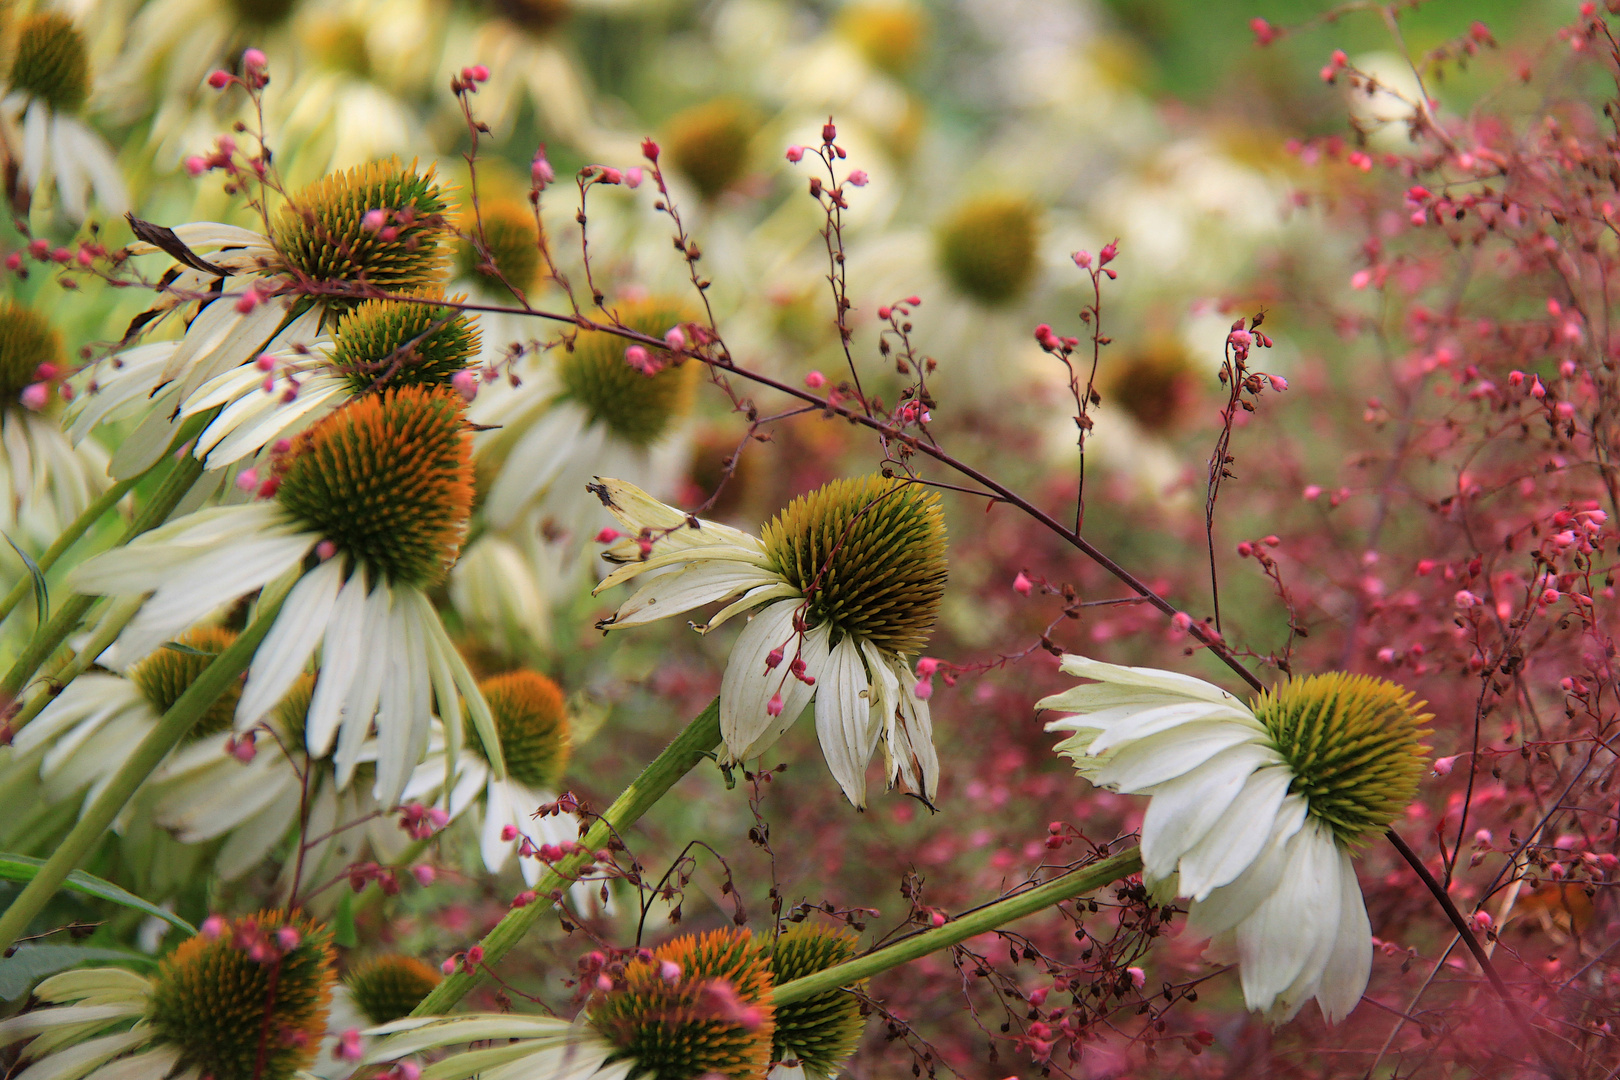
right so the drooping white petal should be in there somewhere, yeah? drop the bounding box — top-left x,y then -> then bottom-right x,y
1234,822 -> 1343,1018
722,605 -> 822,761
1138,742 -> 1274,883
375,590 -> 433,805
332,581 -> 394,789
603,561 -> 785,628
480,773 -> 518,875
22,101 -> 49,194
235,556 -> 344,726
1174,764 -> 1295,900
1084,721 -> 1262,793
484,401 -> 587,529
1086,699 -> 1263,755
1184,795 -> 1308,941
1054,654 -> 1246,706
1311,847 -> 1373,1024
62,119 -> 129,216
813,633 -> 872,807
886,661 -> 939,801
48,115 -> 87,223
700,581 -> 801,634
307,567 -> 372,756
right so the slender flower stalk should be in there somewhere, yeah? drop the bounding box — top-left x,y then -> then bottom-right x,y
770,849 -> 1142,1007
0,572 -> 293,953
410,698 -> 722,1016
0,474 -> 140,628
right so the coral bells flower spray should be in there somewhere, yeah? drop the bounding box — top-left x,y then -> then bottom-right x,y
0,910 -> 334,1080
592,473 -> 948,806
70,386 -> 501,804
1041,657 -> 1431,1023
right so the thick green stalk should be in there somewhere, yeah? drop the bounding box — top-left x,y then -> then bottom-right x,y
0,475 -> 141,627
0,574 -> 293,953
0,451 -> 205,702
5,597 -> 146,735
412,698 -> 723,1016
772,847 -> 1143,1007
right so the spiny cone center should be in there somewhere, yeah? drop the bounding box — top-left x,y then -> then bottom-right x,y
0,299 -> 63,408
761,475 -> 947,656
274,159 -> 450,303
470,670 -> 572,789
769,925 -> 865,1073
8,14 -> 90,113
327,292 -> 480,394
456,200 -> 542,294
590,929 -> 776,1080
128,627 -> 241,738
557,299 -> 699,446
1252,672 -> 1433,845
147,911 -> 334,1080
1105,338 -> 1197,432
344,955 -> 441,1024
275,386 -> 474,588
936,194 -> 1041,306
665,100 -> 759,200
273,673 -> 316,754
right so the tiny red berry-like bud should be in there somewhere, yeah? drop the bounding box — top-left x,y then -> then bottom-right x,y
767,692 -> 785,717
805,370 -> 826,388
1073,249 -> 1091,268
1012,571 -> 1033,596
765,647 -> 784,669
1098,240 -> 1118,265
466,946 -> 484,966
207,70 -> 232,89
641,137 -> 660,161
595,527 -> 621,543
532,148 -> 555,186
469,64 -> 490,81
822,120 -> 837,144
1250,17 -> 1276,45
785,145 -> 804,163
243,48 -> 267,70
906,296 -> 921,306
847,169 -> 869,187
1236,541 -> 1253,557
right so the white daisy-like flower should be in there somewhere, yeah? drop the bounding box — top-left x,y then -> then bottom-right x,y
0,910 -> 336,1080
0,11 -> 128,221
591,473 -> 946,807
67,385 -> 499,805
311,954 -> 442,1077
401,670 -> 580,889
1,297 -> 110,548
153,671 -> 406,884
366,928 -> 776,1080
1040,656 -> 1431,1023
68,158 -> 454,479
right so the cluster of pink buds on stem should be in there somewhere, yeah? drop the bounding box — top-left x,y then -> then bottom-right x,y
452,64 -> 490,93
399,802 -> 450,839
440,945 -> 484,975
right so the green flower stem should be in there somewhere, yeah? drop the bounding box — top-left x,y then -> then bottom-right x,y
412,698 -> 723,1016
5,596 -> 146,735
0,450 -> 205,703
772,848 -> 1143,1008
0,474 -> 141,627
0,572 -> 294,954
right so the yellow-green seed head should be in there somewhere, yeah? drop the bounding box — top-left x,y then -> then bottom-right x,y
1251,673 -> 1433,845
590,929 -> 776,1080
274,159 -> 451,304
147,910 -> 334,1080
456,199 -> 542,295
836,1 -> 929,76
128,627 -> 241,738
327,291 -> 480,394
665,99 -> 760,201
274,386 -> 473,588
762,475 -> 947,656
769,925 -> 865,1074
0,298 -> 64,412
491,0 -> 571,34
1104,336 -> 1198,433
7,13 -> 89,113
344,955 -> 441,1024
556,298 -> 700,447
469,670 -> 572,789
225,0 -> 298,28
935,194 -> 1041,306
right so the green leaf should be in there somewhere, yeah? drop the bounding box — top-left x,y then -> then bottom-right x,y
0,944 -> 155,1000
333,890 -> 359,948
160,642 -> 218,656
0,853 -> 196,935
2,532 -> 48,628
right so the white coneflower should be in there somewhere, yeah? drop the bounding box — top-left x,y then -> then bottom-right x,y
0,297 -> 110,547
365,928 -> 776,1080
70,158 -> 452,479
1041,657 -> 1432,1023
591,473 -> 947,807
153,672 -> 406,883
0,910 -> 335,1080
0,12 -> 129,220
13,626 -> 245,814
68,385 -> 500,805
402,670 -> 577,888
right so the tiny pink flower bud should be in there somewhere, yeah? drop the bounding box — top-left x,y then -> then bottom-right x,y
930,911 -> 946,928
207,69 -> 232,89
234,291 -> 259,314
441,957 -> 457,975
1250,16 -> 1276,44
1303,484 -> 1322,500
1073,250 -> 1091,268
276,927 -> 301,950
19,382 -> 49,411
184,155 -> 208,176
1433,755 -> 1456,776
1012,571 -> 1033,596
412,864 -> 437,885
1530,376 -> 1546,399
201,914 -> 228,939
1098,240 -> 1117,265
1350,269 -> 1373,290
451,369 -> 479,402
1454,590 -> 1480,608
1475,828 -> 1493,844
362,208 -> 388,231
598,167 -> 623,185
660,959 -> 682,982
466,945 -> 484,966
822,120 -> 837,143
847,169 -> 869,187
1170,612 -> 1193,632
1471,910 -> 1493,929
878,306 -> 892,320
625,167 -> 643,188
336,1029 -> 364,1061
1127,967 -> 1146,989
242,48 -> 267,70
469,63 -> 490,81
1266,374 -> 1288,390
532,150 -> 555,186
664,326 -> 686,348
234,468 -> 260,493
511,890 -> 537,908
315,540 -> 337,561
785,145 -> 805,162
765,647 -> 784,669
625,344 -> 649,370
398,1062 -> 422,1080
805,370 -> 826,388
914,679 -> 933,700
641,137 -> 660,161
767,693 -> 784,717
1540,588 -> 1561,605
595,528 -> 622,544
231,733 -> 258,762
501,823 -> 520,841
